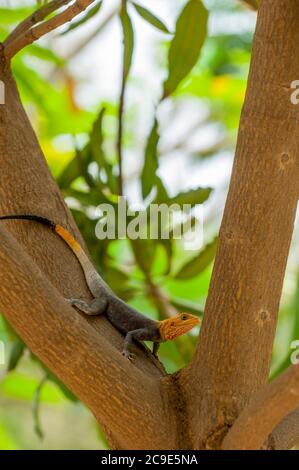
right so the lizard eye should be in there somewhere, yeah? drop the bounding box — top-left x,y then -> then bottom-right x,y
181,314 -> 188,321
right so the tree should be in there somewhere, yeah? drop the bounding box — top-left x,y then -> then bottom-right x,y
0,0 -> 298,450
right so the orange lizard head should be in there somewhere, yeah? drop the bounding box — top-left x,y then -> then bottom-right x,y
158,313 -> 200,341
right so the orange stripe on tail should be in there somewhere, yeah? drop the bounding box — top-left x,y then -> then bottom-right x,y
55,224 -> 82,254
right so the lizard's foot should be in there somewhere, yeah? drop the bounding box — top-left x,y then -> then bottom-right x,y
122,350 -> 135,361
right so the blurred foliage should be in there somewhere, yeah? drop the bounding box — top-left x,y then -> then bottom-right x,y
0,0 -> 298,451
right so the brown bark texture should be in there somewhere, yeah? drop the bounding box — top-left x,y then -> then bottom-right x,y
178,0 -> 299,449
0,0 -> 299,450
222,365 -> 299,449
0,51 -> 177,450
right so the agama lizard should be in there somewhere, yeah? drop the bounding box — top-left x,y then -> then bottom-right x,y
0,214 -> 200,360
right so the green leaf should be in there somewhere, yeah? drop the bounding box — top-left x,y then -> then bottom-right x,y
271,275 -> 299,380
158,238 -> 173,275
90,107 -> 106,166
163,0 -> 208,97
170,297 -> 204,316
116,286 -> 139,302
8,340 -> 25,372
64,188 -> 112,207
0,7 -> 34,24
13,58 -> 94,135
154,175 -> 169,203
120,0 -> 135,78
58,156 -> 81,189
32,375 -> 47,440
61,0 -> 103,35
25,44 -> 65,66
130,239 -> 156,276
30,357 -> 79,403
164,187 -> 213,206
141,119 -> 160,199
58,109 -> 117,193
132,3 -> 170,34
46,370 -> 78,403
175,237 -> 218,280
75,146 -> 96,188
105,267 -> 130,286
0,317 -> 18,341
90,107 -> 116,189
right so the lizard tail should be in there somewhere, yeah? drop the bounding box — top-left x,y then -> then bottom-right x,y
0,214 -> 108,297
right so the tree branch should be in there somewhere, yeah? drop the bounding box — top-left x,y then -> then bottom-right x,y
0,224 -> 176,449
4,0 -> 72,47
4,0 -> 97,60
222,365 -> 299,450
0,48 -> 174,449
179,0 -> 299,449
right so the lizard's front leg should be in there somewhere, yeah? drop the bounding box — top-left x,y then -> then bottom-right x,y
122,328 -> 151,361
66,297 -> 108,316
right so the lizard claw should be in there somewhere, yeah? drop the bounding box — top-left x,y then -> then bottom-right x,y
122,350 -> 135,361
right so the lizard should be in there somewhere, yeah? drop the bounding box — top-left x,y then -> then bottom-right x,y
0,214 -> 200,360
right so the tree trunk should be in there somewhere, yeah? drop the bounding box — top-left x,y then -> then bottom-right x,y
0,50 -> 179,450
179,0 -> 299,449
0,0 -> 299,450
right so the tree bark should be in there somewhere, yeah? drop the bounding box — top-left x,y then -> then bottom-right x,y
222,365 -> 299,450
0,51 -> 179,449
179,0 -> 299,449
1,0 -> 299,450
0,225 -> 177,449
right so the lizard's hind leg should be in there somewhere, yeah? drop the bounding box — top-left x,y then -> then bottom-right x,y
66,297 -> 108,316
